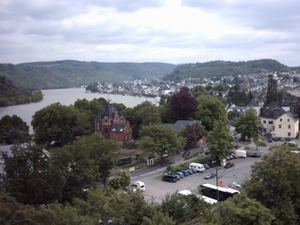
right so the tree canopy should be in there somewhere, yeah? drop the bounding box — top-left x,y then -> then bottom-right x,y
243,145 -> 300,224
196,95 -> 228,132
169,87 -> 198,123
234,107 -> 263,140
138,124 -> 185,159
206,120 -> 233,163
0,114 -> 31,144
31,103 -> 79,147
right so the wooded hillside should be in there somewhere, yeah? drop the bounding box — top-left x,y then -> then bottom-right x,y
163,59 -> 300,82
0,61 -> 177,91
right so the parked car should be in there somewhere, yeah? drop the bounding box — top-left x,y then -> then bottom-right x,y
250,153 -> 261,158
273,137 -> 280,141
162,175 -> 178,183
187,169 -> 194,175
182,151 -> 190,157
279,137 -> 285,141
285,137 -> 291,141
181,170 -> 190,176
225,156 -> 231,161
231,153 -> 239,159
204,172 -> 216,179
230,181 -> 242,189
204,149 -> 210,155
203,163 -> 210,169
224,162 -> 235,169
176,171 -> 184,178
268,137 -> 273,142
171,173 -> 181,180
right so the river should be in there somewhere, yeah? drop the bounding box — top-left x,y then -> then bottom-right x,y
0,88 -> 157,133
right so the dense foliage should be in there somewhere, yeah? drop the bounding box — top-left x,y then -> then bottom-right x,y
0,114 -> 31,144
0,61 -> 176,90
0,75 -> 43,106
163,59 -> 294,82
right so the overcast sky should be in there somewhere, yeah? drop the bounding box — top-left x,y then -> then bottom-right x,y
1,0 -> 299,66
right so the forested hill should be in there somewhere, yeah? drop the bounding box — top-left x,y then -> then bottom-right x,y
163,59 -> 300,82
0,75 -> 43,106
0,60 -> 177,90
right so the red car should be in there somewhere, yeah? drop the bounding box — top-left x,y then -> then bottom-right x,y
231,153 -> 239,159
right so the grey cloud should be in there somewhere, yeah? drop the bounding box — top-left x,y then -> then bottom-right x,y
182,0 -> 300,32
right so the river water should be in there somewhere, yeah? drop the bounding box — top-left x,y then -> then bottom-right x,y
0,88 -> 156,133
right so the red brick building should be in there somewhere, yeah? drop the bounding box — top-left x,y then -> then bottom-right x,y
95,101 -> 132,142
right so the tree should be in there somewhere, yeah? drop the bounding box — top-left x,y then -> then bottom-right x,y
206,120 -> 233,164
109,170 -> 131,190
32,103 -> 79,147
135,103 -> 161,127
123,101 -> 159,139
234,107 -> 263,140
196,95 -> 228,132
205,191 -> 275,225
180,124 -> 198,148
243,146 -> 300,224
138,124 -> 185,159
1,143 -> 65,205
0,114 -> 31,144
161,191 -> 208,223
169,87 -> 199,122
265,74 -> 278,106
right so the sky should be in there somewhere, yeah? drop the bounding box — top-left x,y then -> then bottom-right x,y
1,0 -> 299,66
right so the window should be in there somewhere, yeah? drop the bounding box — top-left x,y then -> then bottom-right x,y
269,121 -> 273,124
287,119 -> 290,122
280,118 -> 282,122
279,124 -> 282,129
288,125 -> 291,129
288,132 -> 291,136
263,120 -> 266,124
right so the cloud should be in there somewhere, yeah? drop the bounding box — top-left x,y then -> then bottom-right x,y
0,0 -> 299,66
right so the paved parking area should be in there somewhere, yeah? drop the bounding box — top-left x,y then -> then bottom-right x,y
131,156 -> 262,203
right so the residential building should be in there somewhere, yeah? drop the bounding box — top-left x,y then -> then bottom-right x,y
95,100 -> 132,142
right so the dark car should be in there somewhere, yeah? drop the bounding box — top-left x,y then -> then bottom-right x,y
273,137 -> 280,141
204,172 -> 216,179
285,137 -> 291,141
203,163 -> 210,169
250,153 -> 261,158
268,138 -> 273,142
182,151 -> 190,157
224,162 -> 235,169
204,149 -> 210,155
279,137 -> 285,141
162,175 -> 178,183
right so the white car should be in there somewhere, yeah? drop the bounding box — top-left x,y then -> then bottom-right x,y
231,182 -> 242,189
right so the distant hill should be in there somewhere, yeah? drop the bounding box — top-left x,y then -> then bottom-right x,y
0,60 -> 177,91
163,59 -> 300,82
0,74 -> 43,106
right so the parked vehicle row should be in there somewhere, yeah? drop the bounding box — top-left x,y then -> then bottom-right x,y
162,162 -> 215,183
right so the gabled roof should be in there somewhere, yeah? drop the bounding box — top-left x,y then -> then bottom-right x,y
96,101 -> 122,120
171,120 -> 201,132
261,101 -> 285,119
276,112 -> 298,122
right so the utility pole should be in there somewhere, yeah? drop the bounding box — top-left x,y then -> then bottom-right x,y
216,167 -> 219,202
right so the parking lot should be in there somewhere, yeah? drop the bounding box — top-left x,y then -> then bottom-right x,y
131,156 -> 262,203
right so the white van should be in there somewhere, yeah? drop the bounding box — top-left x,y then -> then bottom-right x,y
131,181 -> 145,191
178,190 -> 192,196
189,163 -> 205,172
234,149 -> 247,158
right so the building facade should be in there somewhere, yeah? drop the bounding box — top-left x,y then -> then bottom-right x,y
95,101 -> 132,142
